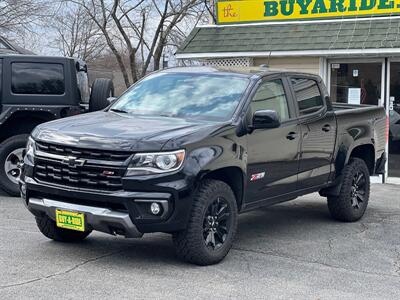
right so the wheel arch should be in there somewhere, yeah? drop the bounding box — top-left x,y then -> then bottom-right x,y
200,166 -> 245,211
346,143 -> 375,175
321,143 -> 375,197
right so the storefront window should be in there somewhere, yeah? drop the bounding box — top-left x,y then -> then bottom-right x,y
330,63 -> 381,106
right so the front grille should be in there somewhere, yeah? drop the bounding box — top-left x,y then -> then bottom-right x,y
36,141 -> 132,161
34,142 -> 132,191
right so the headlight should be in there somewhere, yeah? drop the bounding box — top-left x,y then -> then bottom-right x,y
126,150 -> 185,176
26,137 -> 36,155
25,137 -> 36,162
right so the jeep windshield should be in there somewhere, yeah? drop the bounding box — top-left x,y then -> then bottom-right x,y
110,72 -> 250,121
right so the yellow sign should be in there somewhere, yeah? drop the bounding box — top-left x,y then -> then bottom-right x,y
216,0 -> 400,24
56,209 -> 85,232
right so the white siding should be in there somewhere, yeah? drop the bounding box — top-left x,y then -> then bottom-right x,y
253,57 -> 321,75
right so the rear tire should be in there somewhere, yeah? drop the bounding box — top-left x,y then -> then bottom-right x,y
89,78 -> 114,112
0,134 -> 29,196
172,179 -> 238,266
327,158 -> 370,222
36,215 -> 91,242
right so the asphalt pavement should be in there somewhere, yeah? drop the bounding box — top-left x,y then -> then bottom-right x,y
0,184 -> 399,299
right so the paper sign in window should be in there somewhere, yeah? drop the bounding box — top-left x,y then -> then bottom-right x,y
348,88 -> 361,105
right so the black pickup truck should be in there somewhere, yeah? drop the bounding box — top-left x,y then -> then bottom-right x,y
0,55 -> 113,196
20,67 -> 386,265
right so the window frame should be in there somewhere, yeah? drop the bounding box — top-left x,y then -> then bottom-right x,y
288,75 -> 327,119
10,62 -> 66,96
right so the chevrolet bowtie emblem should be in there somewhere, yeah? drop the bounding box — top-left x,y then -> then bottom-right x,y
62,156 -> 86,168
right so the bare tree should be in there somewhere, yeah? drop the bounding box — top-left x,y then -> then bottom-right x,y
0,0 -> 50,35
68,0 -> 206,88
53,4 -> 105,62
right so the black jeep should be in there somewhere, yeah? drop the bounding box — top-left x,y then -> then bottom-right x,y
0,55 -> 114,195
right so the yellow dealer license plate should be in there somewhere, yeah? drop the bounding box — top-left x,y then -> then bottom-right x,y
56,209 -> 85,232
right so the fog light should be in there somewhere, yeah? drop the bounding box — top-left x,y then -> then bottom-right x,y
150,202 -> 161,215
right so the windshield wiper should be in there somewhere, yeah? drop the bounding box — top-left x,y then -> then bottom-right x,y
110,108 -> 128,113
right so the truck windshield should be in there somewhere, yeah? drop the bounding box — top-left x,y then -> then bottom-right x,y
110,72 -> 250,121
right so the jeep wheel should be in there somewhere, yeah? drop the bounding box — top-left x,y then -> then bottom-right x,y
0,134 -> 29,196
36,215 -> 91,242
172,179 -> 238,266
327,158 -> 370,222
89,78 -> 114,112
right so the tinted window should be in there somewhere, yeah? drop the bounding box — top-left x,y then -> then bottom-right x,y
291,78 -> 323,115
11,63 -> 65,95
251,79 -> 290,122
112,72 -> 250,121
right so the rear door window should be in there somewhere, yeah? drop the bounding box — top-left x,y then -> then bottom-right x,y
291,78 -> 324,115
11,62 -> 65,95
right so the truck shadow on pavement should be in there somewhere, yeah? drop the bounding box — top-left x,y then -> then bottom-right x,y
37,198 -> 343,268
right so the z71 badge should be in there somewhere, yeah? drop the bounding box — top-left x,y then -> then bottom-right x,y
250,172 -> 265,181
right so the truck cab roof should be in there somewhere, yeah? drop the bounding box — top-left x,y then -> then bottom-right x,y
160,66 -> 320,81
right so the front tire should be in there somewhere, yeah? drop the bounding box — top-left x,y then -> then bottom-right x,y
36,215 -> 91,242
173,179 -> 238,266
327,158 -> 370,222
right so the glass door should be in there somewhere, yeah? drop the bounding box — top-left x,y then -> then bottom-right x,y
388,61 -> 400,178
328,59 -> 386,182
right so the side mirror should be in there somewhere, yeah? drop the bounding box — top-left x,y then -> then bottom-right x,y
251,110 -> 280,130
107,97 -> 117,105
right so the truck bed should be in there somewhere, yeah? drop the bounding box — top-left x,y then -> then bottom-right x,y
332,102 -> 387,156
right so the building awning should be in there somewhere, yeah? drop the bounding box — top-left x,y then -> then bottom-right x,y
177,17 -> 400,59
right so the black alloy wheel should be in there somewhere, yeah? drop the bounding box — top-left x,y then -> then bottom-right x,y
350,171 -> 367,209
203,197 -> 231,250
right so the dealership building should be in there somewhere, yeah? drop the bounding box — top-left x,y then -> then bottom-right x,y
176,0 -> 400,183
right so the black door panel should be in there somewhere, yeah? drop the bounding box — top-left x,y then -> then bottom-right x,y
245,78 -> 300,204
246,123 -> 301,202
290,77 -> 336,189
298,114 -> 336,188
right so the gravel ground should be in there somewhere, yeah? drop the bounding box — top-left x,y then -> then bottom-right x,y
0,184 -> 399,300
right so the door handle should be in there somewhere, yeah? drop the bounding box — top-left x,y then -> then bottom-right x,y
286,132 -> 297,140
322,124 -> 331,132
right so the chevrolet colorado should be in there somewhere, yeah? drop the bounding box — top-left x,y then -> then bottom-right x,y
20,67 -> 386,265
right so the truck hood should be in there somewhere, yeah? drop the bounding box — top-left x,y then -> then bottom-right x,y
32,111 -> 217,151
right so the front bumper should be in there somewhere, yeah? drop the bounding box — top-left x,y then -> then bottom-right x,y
21,171 -> 196,235
28,197 -> 143,238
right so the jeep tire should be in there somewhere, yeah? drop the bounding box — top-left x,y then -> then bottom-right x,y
0,134 -> 29,196
89,78 -> 114,112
